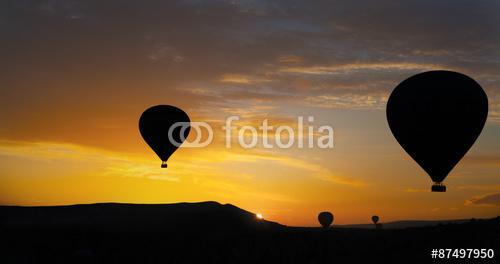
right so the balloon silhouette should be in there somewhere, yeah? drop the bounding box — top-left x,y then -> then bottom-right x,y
139,105 -> 190,168
318,212 -> 334,228
387,71 -> 488,192
372,215 -> 379,225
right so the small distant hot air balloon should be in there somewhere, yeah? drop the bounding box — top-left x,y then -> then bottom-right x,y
318,212 -> 334,228
387,71 -> 488,192
139,105 -> 190,168
372,215 -> 379,225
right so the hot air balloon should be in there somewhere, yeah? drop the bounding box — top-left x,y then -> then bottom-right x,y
139,105 -> 190,168
372,215 -> 379,225
387,71 -> 488,192
318,212 -> 334,228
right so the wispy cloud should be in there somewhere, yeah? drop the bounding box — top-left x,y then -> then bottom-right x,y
219,74 -> 271,84
0,140 -> 180,181
465,192 -> 500,206
149,45 -> 185,62
0,140 -> 129,163
277,55 -> 304,64
0,140 -> 364,204
278,63 -> 442,75
0,140 -> 302,203
304,94 -> 388,110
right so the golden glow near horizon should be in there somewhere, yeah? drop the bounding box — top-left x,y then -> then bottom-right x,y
1,1 -> 499,226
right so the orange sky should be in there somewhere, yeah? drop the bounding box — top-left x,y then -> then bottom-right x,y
0,0 -> 499,226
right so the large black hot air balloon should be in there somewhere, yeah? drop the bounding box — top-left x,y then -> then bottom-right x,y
139,105 -> 190,168
318,211 -> 334,228
387,71 -> 488,192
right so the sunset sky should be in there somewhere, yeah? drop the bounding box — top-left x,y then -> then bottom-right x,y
1,0 -> 499,226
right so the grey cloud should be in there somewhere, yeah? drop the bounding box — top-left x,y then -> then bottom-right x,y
466,192 -> 500,206
1,0 -> 500,142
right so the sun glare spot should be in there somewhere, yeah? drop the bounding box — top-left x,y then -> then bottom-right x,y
256,213 -> 263,219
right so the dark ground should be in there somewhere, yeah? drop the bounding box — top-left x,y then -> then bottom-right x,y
1,202 -> 499,264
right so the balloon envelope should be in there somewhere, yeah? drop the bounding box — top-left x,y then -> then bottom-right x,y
387,71 -> 488,191
318,211 -> 334,228
139,105 -> 190,168
372,215 -> 379,224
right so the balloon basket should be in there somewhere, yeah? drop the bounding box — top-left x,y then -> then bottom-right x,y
431,183 -> 446,192
161,161 -> 168,168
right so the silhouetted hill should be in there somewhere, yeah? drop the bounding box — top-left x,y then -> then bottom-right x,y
0,201 -> 282,231
1,203 -> 499,264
